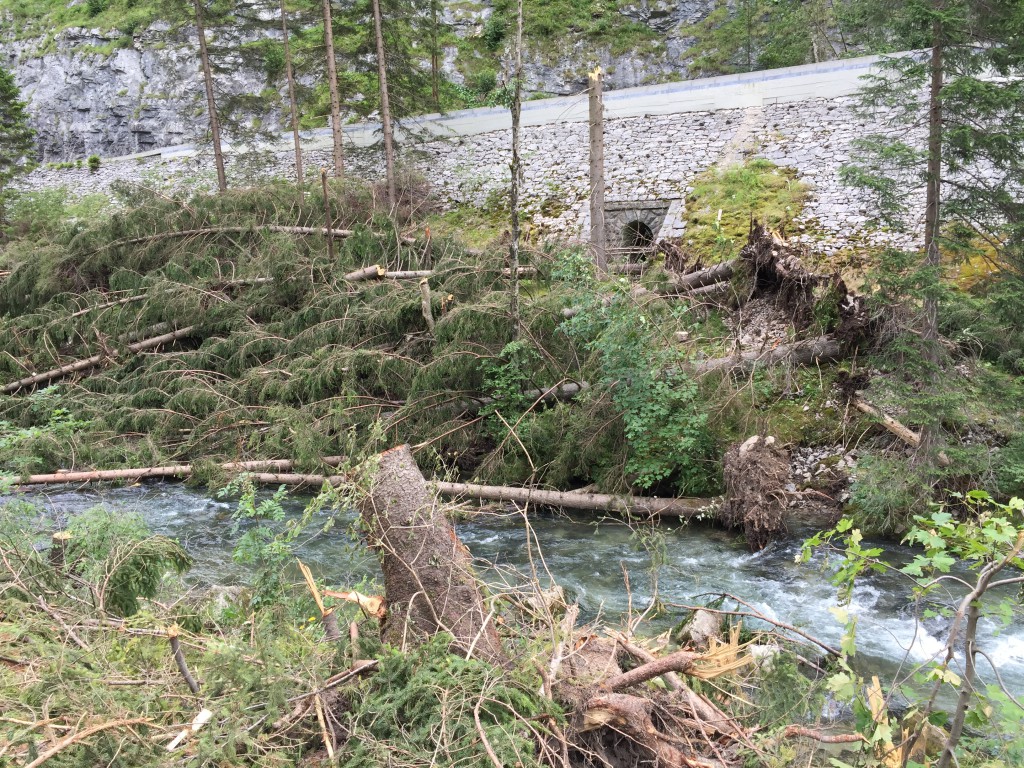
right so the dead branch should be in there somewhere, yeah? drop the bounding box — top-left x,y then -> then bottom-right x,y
781,725 -> 866,744
602,650 -> 698,691
23,718 -> 150,768
168,626 -> 201,695
854,398 -> 921,447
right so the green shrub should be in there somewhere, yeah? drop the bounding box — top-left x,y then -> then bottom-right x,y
88,154 -> 101,173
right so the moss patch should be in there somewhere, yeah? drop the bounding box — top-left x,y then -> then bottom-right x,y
683,159 -> 809,263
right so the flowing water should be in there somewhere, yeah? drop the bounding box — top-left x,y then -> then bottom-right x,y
10,482 -> 1024,698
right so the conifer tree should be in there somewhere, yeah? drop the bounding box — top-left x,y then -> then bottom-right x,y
0,65 -> 35,230
841,0 -> 1024,350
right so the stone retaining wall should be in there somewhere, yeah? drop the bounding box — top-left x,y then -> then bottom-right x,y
17,94 -> 925,259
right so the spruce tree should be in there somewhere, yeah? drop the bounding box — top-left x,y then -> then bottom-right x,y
842,0 -> 1024,336
0,65 -> 35,230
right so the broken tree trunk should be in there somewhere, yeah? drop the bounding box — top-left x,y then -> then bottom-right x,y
721,435 -> 791,551
344,264 -> 387,282
419,278 -> 435,332
2,326 -> 196,395
358,445 -> 507,665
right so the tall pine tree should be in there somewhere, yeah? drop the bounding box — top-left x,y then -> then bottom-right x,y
0,65 -> 35,231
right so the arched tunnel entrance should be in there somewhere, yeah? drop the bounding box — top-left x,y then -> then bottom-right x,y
622,220 -> 654,250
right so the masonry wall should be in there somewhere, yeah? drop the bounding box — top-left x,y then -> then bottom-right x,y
17,93 -> 925,262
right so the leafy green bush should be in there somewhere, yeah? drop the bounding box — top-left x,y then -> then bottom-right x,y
481,13 -> 507,50
564,285 -> 717,494
87,154 -> 101,173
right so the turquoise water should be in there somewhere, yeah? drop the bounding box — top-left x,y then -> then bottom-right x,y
9,481 -> 1024,697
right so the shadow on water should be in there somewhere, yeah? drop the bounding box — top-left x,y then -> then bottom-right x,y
7,481 -> 1024,698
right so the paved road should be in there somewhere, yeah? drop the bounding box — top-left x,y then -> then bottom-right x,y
110,52 -> 891,164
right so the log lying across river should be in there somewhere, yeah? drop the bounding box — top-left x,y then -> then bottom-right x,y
5,457 -> 718,519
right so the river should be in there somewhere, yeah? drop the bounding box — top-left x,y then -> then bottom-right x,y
10,481 -> 1024,699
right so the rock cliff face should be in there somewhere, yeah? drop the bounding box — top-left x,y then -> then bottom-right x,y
3,0 -> 715,160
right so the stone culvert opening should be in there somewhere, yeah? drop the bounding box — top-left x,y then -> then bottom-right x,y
622,220 -> 654,250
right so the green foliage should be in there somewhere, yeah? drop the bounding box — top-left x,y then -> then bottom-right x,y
0,63 -> 35,227
685,0 -> 832,75
0,389 -> 91,475
801,493 -> 1024,767
339,633 -> 560,768
684,160 -> 808,263
755,650 -> 822,727
65,506 -> 192,616
481,12 -> 507,51
480,339 -> 543,436
87,154 -> 101,173
564,285 -> 717,494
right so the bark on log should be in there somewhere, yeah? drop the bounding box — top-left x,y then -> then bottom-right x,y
2,326 -> 196,395
7,457 -> 346,487
672,259 -> 737,291
690,336 -> 842,377
343,264 -> 387,282
358,445 -> 507,665
385,269 -> 434,279
434,481 -> 717,519
854,398 -> 921,447
113,225 -> 355,250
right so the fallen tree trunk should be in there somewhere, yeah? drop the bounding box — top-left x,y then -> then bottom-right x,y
434,481 -> 717,519
671,259 -> 737,291
114,225 -> 356,250
346,264 -> 538,282
2,326 -> 196,395
7,457 -> 346,486
358,444 -> 507,665
690,335 -> 842,377
7,457 -> 718,521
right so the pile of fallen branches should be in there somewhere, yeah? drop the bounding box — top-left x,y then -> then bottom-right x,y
0,447 -> 851,767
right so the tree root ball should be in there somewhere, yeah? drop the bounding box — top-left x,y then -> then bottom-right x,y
721,435 -> 791,551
